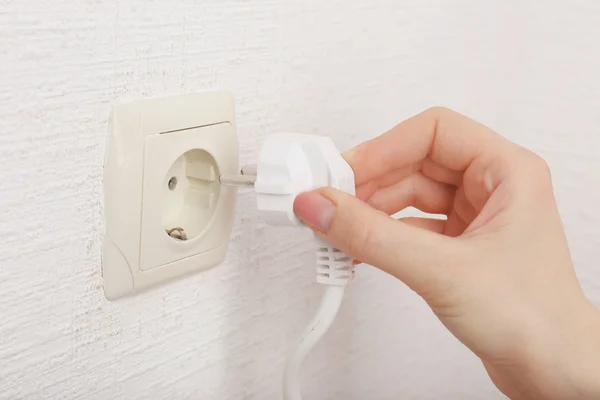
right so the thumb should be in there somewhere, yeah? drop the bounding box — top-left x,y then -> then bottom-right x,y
293,188 -> 460,291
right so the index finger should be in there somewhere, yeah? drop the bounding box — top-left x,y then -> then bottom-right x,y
344,107 -> 513,186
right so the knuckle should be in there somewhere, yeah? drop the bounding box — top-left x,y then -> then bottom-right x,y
426,106 -> 453,116
523,150 -> 552,180
424,106 -> 462,123
516,149 -> 554,198
422,106 -> 461,134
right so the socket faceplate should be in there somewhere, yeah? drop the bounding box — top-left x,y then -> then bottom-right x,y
102,91 -> 238,300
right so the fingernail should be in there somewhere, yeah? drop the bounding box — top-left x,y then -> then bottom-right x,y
293,192 -> 336,233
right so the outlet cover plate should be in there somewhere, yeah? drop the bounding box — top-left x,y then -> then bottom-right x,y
102,91 -> 238,300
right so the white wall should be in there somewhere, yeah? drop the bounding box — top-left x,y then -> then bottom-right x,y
1,1 -> 600,399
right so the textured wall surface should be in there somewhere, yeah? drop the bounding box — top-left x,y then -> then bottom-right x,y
1,1 -> 600,399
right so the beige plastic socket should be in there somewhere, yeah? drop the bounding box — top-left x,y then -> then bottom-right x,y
102,91 -> 238,300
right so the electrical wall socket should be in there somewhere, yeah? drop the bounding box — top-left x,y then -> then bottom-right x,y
102,91 -> 238,300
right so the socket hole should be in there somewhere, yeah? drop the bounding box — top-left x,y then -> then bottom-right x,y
168,177 -> 178,191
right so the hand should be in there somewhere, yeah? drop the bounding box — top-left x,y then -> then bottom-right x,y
293,107 -> 600,399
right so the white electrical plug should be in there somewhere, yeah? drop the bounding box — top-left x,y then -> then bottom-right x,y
221,132 -> 356,399
254,133 -> 355,226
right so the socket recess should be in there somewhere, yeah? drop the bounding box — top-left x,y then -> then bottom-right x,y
102,91 -> 238,300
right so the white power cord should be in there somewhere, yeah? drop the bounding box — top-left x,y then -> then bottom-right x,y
283,237 -> 354,399
222,133 -> 356,399
283,285 -> 345,400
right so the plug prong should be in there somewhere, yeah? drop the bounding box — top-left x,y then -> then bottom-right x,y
241,165 -> 257,176
219,165 -> 257,188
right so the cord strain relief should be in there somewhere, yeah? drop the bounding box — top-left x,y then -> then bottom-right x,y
315,241 -> 355,286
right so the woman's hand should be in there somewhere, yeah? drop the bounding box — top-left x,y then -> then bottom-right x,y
293,107 -> 600,399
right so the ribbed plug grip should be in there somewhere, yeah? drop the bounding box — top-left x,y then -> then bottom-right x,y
316,241 -> 354,286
